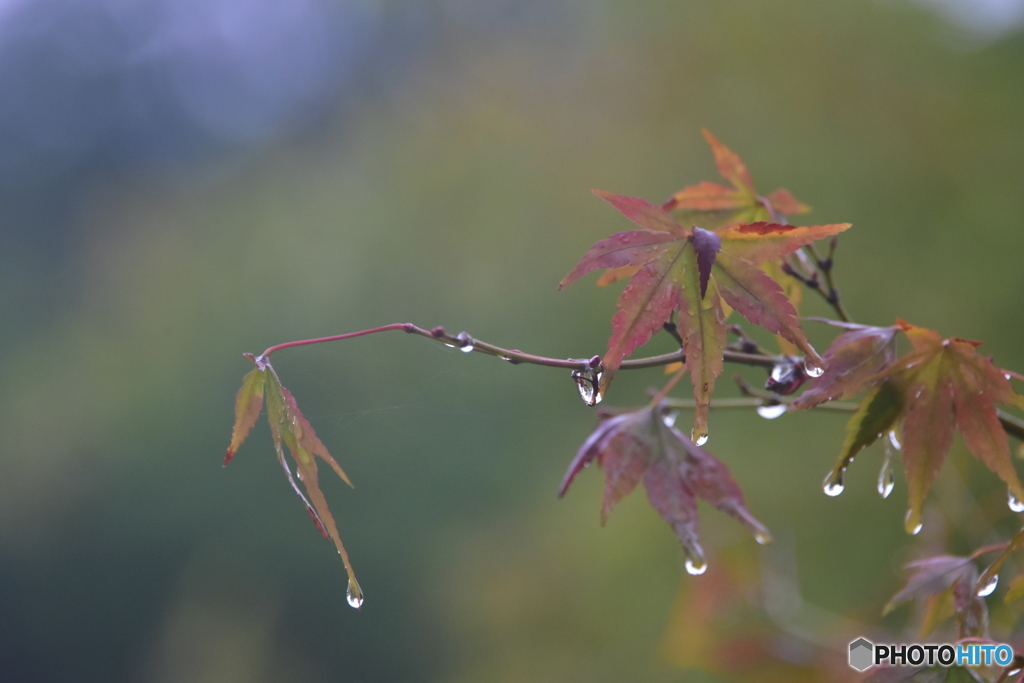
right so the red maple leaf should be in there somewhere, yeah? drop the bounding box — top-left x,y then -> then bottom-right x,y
560,191 -> 849,442
558,403 -> 771,572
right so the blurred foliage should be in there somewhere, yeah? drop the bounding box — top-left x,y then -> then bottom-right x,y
1,0 -> 1024,681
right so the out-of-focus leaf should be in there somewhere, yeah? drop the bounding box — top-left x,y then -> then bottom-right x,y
822,320 -> 1024,534
662,130 -> 810,225
865,666 -> 986,683
225,355 -> 361,601
1003,573 -> 1024,603
560,188 -> 848,438
884,555 -> 975,614
863,666 -> 945,683
951,564 -> 987,638
919,584 -> 956,639
559,403 -> 770,568
884,553 -> 989,640
790,321 -> 898,410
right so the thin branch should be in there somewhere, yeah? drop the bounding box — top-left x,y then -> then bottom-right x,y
256,323 -> 784,372
784,239 -> 852,323
662,396 -> 860,412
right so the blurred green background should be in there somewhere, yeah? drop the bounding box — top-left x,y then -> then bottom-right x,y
2,0 -> 1024,681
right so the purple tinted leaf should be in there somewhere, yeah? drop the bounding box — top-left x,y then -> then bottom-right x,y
885,555 -> 975,614
790,324 -> 898,410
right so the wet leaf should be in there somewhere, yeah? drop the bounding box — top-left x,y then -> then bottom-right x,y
822,321 -> 1024,534
884,554 -> 988,639
560,191 -> 848,438
790,321 -> 898,410
225,355 -> 361,600
559,404 -> 770,569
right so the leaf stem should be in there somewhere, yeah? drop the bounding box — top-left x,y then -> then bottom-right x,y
997,409 -> 1024,442
648,364 -> 688,407
256,323 -> 782,371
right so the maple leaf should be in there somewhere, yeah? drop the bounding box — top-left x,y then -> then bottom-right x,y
597,132 -> 811,360
789,320 -> 899,410
558,403 -> 771,572
560,190 -> 849,441
663,129 -> 811,225
884,553 -> 988,639
226,354 -> 362,607
821,321 -> 1024,535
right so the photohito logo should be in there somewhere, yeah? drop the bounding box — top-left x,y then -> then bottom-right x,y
849,638 -> 1015,671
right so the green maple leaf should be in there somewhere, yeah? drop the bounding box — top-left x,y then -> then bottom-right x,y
226,354 -> 362,607
560,192 -> 849,442
821,320 -> 1024,535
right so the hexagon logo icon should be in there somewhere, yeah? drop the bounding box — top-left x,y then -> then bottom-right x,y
849,638 -> 874,671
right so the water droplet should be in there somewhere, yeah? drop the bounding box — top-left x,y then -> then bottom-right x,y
1009,491 -> 1024,513
888,430 -> 902,451
976,574 -> 999,597
571,368 -> 603,406
822,470 -> 845,497
1006,374 -> 1013,381
684,555 -> 708,575
904,510 -> 923,535
346,579 -> 364,609
692,428 -> 709,446
756,403 -> 787,420
460,344 -> 473,353
662,411 -> 678,427
754,528 -> 773,545
878,464 -> 894,499
878,436 -> 896,499
805,360 -> 824,378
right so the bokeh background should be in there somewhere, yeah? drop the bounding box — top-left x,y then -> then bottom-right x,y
2,0 -> 1024,681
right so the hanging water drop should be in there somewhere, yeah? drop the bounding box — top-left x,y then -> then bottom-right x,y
822,470 -> 845,497
878,435 -> 896,499
684,555 -> 708,575
756,403 -> 787,420
976,574 -> 999,597
692,428 -> 709,447
878,464 -> 895,499
662,410 -> 678,427
1009,491 -> 1024,513
460,344 -> 473,353
571,368 -> 603,406
904,510 -> 923,535
804,360 -> 825,378
346,579 -> 364,609
753,527 -> 773,545
888,430 -> 902,451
